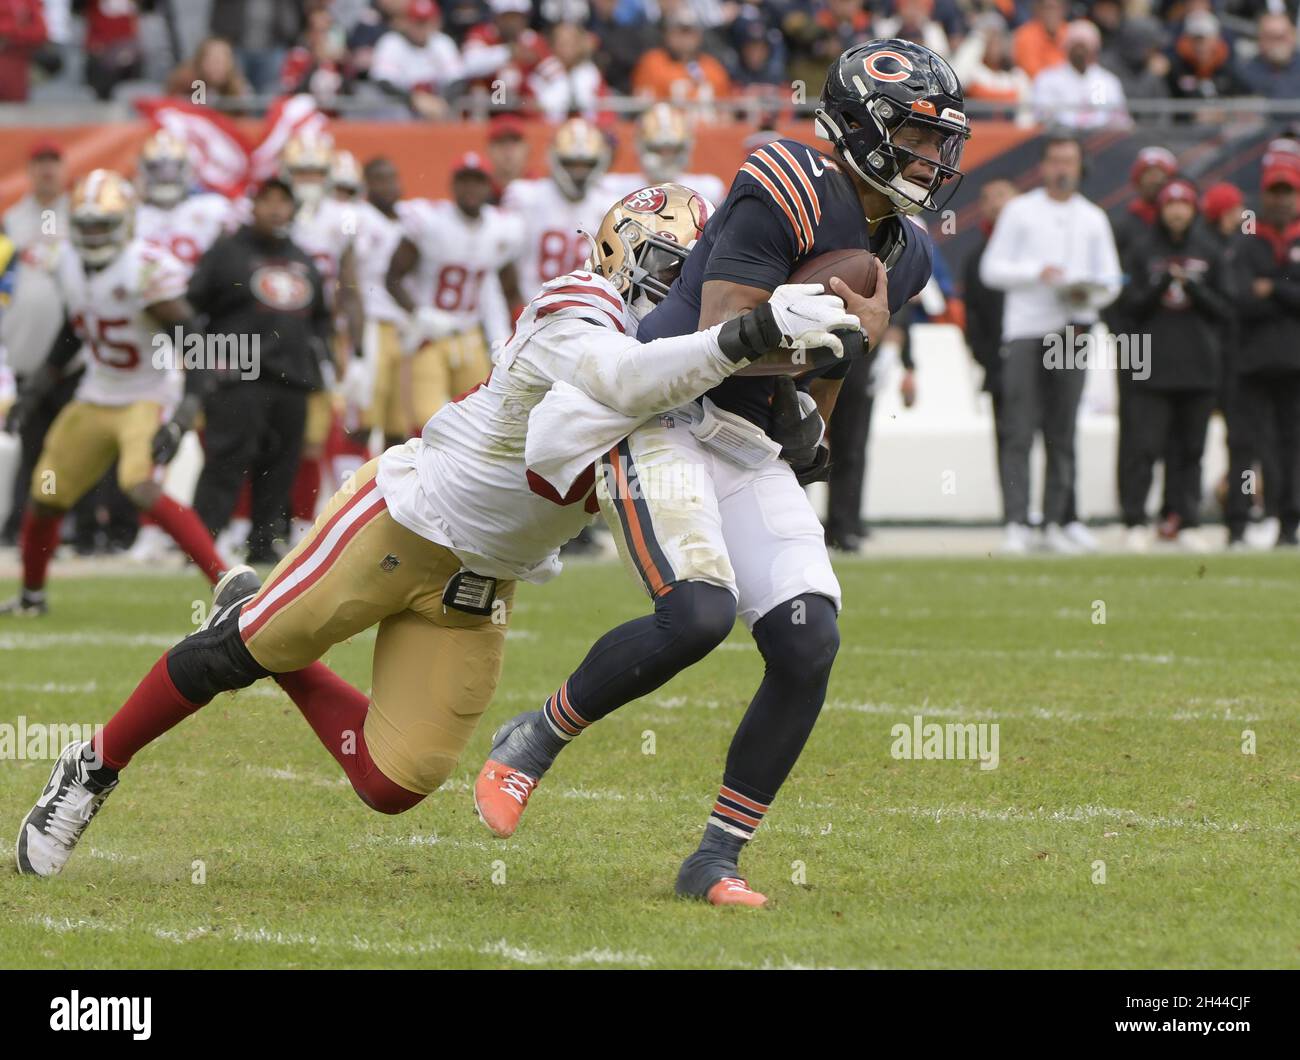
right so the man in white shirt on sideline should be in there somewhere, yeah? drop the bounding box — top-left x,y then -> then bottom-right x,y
980,132 -> 1122,554
1031,19 -> 1129,130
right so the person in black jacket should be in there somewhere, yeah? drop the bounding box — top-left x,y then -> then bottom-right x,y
962,178 -> 1016,468
1226,163 -> 1300,547
189,176 -> 332,564
1115,177 -> 1232,551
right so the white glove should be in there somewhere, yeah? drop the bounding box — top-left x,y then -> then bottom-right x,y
399,306 -> 457,354
765,283 -> 862,360
340,357 -> 373,411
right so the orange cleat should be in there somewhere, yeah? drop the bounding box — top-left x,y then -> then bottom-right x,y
706,876 -> 768,908
474,759 -> 538,838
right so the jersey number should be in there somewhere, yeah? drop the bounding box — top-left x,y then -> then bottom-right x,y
538,230 -> 588,284
74,314 -> 140,370
434,265 -> 486,313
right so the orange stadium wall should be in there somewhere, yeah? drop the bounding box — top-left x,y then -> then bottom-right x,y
0,119 -> 1031,213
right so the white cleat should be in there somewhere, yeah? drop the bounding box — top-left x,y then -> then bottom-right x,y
1125,525 -> 1153,553
125,524 -> 173,565
15,740 -> 117,877
1062,520 -> 1099,553
999,523 -> 1032,555
1042,523 -> 1083,554
1176,528 -> 1211,553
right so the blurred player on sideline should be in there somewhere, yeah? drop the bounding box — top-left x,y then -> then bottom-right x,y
502,117 -> 612,301
384,151 -> 522,436
0,170 -> 230,616
134,131 -> 233,271
604,103 -> 727,209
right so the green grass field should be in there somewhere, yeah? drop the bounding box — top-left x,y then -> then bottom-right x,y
0,553 -> 1296,969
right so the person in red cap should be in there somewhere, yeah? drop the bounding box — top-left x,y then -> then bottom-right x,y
1224,161 -> 1300,547
1113,176 -> 1233,552
485,113 -> 534,203
383,150 -> 523,437
1201,181 -> 1245,243
1113,146 -> 1178,259
1108,144 -> 1179,538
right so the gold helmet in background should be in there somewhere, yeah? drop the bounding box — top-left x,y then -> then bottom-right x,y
329,149 -> 363,199
636,103 -> 692,184
549,117 -> 611,201
139,130 -> 192,208
591,183 -> 711,318
70,169 -> 136,267
280,131 -> 335,207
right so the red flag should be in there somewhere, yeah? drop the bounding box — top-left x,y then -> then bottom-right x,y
249,94 -> 329,183
133,97 -> 255,198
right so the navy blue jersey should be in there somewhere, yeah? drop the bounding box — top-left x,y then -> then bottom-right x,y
638,137 -> 934,430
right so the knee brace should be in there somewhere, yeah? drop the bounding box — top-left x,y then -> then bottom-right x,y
166,607 -> 270,706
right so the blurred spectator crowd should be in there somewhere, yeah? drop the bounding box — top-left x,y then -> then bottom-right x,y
3,0 -> 1300,122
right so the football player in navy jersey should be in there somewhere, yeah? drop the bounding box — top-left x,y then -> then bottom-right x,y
476,40 -> 971,907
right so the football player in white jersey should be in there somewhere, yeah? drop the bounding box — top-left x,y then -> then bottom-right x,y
328,149 -> 363,202
133,131 -> 234,272
0,170 -> 230,618
347,156 -> 424,448
13,184 -> 860,877
384,151 -> 523,438
502,117 -> 614,301
283,134 -> 364,540
603,103 -> 728,209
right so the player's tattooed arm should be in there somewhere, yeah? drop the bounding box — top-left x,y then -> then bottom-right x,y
697,279 -> 770,330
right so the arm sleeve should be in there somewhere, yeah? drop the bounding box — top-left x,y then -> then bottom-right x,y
979,201 -> 1042,290
701,192 -> 799,292
521,315 -> 741,418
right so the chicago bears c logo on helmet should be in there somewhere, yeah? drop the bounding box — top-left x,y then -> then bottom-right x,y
863,49 -> 914,83
622,187 -> 668,212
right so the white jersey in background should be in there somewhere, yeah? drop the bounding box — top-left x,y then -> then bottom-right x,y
136,192 -> 233,271
351,198 -> 412,325
376,271 -> 741,584
601,171 -> 727,213
53,238 -> 188,407
402,198 -> 520,338
370,27 -> 463,92
293,196 -> 356,304
500,178 -> 610,301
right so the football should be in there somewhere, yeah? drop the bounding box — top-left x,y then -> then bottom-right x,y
735,248 -> 878,376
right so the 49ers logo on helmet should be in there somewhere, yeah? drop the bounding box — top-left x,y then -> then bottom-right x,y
251,265 -> 312,310
622,187 -> 668,213
864,49 -> 914,83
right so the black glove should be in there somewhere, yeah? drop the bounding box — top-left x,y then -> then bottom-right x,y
793,441 -> 832,485
769,375 -> 824,466
151,419 -> 185,465
6,367 -> 57,436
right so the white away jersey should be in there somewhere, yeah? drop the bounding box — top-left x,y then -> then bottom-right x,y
351,198 -> 409,324
376,270 -> 734,583
402,198 -> 520,336
293,196 -> 356,303
136,193 -> 233,272
500,177 -> 610,302
54,238 -> 188,406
